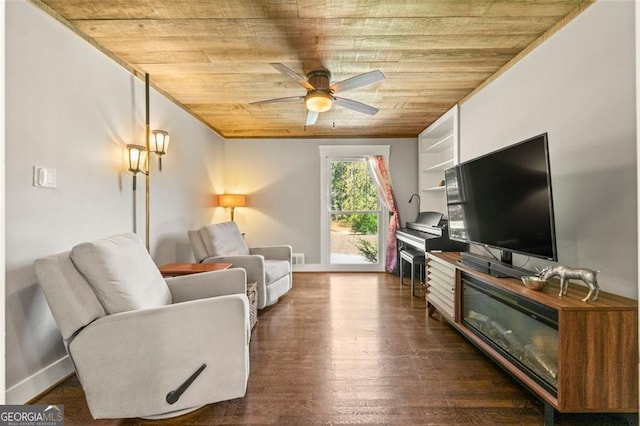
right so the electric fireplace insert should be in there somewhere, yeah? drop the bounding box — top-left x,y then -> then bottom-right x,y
461,272 -> 559,395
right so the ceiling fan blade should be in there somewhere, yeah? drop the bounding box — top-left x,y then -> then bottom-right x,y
250,95 -> 303,106
333,97 -> 379,115
306,110 -> 319,126
330,70 -> 385,93
270,63 -> 315,90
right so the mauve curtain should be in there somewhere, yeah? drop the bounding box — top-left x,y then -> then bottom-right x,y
367,155 -> 401,273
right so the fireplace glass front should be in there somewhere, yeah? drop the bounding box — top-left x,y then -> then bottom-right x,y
461,273 -> 559,394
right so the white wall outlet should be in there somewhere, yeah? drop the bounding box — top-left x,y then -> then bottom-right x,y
33,166 -> 57,188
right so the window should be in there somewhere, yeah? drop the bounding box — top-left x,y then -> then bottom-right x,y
320,145 -> 389,271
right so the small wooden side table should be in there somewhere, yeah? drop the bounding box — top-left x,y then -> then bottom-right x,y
158,262 -> 232,276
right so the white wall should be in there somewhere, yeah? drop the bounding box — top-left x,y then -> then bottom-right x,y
224,138 -> 418,265
5,0 -> 226,402
460,0 -> 637,298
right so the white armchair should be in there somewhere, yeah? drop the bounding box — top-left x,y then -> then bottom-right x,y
34,233 -> 250,419
188,221 -> 292,309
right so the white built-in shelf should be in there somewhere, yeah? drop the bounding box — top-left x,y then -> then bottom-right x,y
422,131 -> 454,154
424,158 -> 454,172
417,104 -> 459,213
422,186 -> 446,192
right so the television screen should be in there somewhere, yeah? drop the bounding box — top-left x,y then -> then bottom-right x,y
445,133 -> 557,261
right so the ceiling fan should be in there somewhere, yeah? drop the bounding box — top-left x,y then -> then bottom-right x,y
250,63 -> 385,126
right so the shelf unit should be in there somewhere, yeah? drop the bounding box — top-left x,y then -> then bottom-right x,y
427,252 -> 638,425
418,105 -> 459,214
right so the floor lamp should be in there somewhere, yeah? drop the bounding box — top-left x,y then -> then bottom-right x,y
126,73 -> 170,250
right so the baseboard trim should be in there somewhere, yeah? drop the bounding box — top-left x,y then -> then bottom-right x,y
293,264 -> 385,273
6,355 -> 74,404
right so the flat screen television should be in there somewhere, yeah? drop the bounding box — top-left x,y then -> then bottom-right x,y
445,133 -> 557,273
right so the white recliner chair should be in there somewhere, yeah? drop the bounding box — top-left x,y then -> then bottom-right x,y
188,221 -> 292,309
34,233 -> 250,419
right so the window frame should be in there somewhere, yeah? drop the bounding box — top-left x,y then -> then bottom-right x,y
319,145 -> 390,271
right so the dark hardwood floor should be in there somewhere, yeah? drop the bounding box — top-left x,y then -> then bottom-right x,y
31,272 -> 635,425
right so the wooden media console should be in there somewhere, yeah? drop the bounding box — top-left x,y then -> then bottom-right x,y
426,252 -> 638,425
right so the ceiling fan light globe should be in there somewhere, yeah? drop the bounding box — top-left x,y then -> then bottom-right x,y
305,92 -> 333,113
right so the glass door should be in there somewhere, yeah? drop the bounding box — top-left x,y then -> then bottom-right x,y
327,159 -> 383,268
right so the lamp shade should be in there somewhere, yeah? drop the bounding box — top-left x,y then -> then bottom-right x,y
126,144 -> 147,174
219,194 -> 246,208
305,91 -> 333,113
151,130 -> 170,155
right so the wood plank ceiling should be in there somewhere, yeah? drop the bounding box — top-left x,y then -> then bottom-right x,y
33,0 -> 592,139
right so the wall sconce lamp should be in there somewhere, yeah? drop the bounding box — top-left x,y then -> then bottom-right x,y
219,194 -> 246,221
151,130 -> 170,171
126,129 -> 169,190
126,144 -> 148,190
